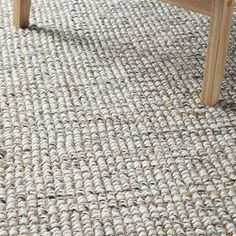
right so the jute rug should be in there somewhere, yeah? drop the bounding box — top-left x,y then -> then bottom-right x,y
0,0 -> 236,235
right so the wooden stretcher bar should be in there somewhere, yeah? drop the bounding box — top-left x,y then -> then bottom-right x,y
161,0 -> 212,16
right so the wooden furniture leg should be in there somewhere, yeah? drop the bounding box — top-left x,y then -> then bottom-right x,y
201,0 -> 234,106
162,0 -> 234,106
13,0 -> 31,29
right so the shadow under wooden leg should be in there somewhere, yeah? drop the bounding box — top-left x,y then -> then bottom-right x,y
14,0 -> 31,29
201,0 -> 234,106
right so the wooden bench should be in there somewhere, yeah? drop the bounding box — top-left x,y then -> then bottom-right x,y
13,0 -> 235,106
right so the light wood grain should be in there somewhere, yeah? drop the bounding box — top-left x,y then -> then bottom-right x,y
161,0 -> 212,16
14,0 -> 31,29
201,0 -> 234,106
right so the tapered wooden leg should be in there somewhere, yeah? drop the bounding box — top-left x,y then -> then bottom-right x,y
14,0 -> 31,29
201,0 -> 234,106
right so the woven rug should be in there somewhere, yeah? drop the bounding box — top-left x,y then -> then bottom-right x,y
0,0 -> 236,235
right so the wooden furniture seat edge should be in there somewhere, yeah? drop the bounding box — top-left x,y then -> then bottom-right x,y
13,0 -> 235,106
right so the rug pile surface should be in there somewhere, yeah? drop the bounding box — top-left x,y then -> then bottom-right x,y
0,0 -> 236,235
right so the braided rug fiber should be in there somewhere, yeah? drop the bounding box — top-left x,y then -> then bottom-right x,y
0,0 -> 236,235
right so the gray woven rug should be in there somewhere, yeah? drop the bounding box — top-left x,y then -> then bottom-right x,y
0,0 -> 236,235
